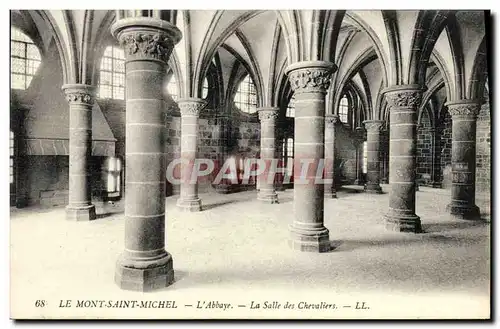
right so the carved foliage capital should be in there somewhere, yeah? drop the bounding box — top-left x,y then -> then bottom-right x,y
178,100 -> 207,117
258,109 -> 279,122
178,99 -> 207,117
364,120 -> 385,133
119,31 -> 175,62
447,104 -> 479,118
63,88 -> 94,105
288,67 -> 332,93
385,90 -> 422,109
325,115 -> 340,128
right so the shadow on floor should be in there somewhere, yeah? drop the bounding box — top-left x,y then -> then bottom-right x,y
202,200 -> 238,210
422,219 -> 490,233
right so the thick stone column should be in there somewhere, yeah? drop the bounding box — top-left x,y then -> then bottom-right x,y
176,98 -> 207,211
112,17 -> 181,291
257,107 -> 279,203
324,114 -> 338,198
286,61 -> 335,252
63,84 -> 96,221
445,100 -> 481,219
383,85 -> 423,233
363,120 -> 384,194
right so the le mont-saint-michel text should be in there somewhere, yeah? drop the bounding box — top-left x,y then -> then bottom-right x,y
58,300 -> 370,311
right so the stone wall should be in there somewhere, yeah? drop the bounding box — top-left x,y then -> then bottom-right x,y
416,113 -> 433,179
439,109 -> 453,189
476,102 -> 491,192
334,123 -> 358,184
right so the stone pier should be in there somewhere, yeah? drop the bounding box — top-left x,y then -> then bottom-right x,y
286,61 -> 335,252
112,16 -> 181,291
63,84 -> 96,221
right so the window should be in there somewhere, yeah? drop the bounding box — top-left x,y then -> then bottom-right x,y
286,95 -> 295,118
98,46 -> 125,100
339,96 -> 349,123
363,141 -> 368,174
202,77 -> 209,99
10,27 -> 41,90
10,131 -> 15,184
282,137 -> 294,176
106,157 -> 122,195
167,75 -> 178,101
234,74 -> 257,114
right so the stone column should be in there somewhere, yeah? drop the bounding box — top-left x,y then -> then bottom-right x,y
176,98 -> 207,211
383,85 -> 423,233
446,100 -> 481,219
324,114 -> 338,198
111,17 -> 181,291
286,61 -> 335,252
257,107 -> 279,203
363,120 -> 384,193
62,84 -> 96,221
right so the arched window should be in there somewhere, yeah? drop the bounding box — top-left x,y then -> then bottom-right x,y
10,27 -> 41,90
339,96 -> 349,123
167,75 -> 178,101
98,46 -> 125,99
234,74 -> 257,114
202,77 -> 209,99
286,95 -> 295,118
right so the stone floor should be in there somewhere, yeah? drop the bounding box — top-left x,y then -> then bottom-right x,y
10,185 -> 491,319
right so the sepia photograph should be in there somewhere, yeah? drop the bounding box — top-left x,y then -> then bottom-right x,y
7,7 -> 492,320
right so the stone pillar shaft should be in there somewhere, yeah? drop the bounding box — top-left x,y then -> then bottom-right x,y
63,84 -> 96,221
383,85 -> 423,233
286,61 -> 336,253
446,100 -> 481,219
177,98 -> 207,211
112,17 -> 181,291
363,120 -> 384,193
324,115 -> 338,198
257,108 -> 279,203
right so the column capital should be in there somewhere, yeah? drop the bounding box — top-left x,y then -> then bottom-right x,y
285,61 -> 337,94
177,98 -> 207,117
258,107 -> 279,122
363,120 -> 385,133
62,84 -> 95,105
325,114 -> 340,128
383,85 -> 424,109
445,100 -> 480,119
111,17 -> 182,63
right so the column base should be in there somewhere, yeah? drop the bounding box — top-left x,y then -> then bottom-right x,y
446,203 -> 481,220
288,224 -> 332,253
66,204 -> 96,221
257,190 -> 279,204
364,184 -> 383,194
115,252 -> 174,292
380,178 -> 389,184
384,210 -> 422,233
176,198 -> 202,212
